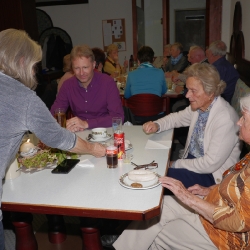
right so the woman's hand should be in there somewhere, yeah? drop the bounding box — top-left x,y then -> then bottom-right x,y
143,121 -> 159,134
188,184 -> 216,196
66,117 -> 88,132
159,177 -> 189,202
123,60 -> 128,68
160,177 -> 216,223
91,143 -> 106,157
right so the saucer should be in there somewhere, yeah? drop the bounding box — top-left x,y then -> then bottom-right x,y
87,134 -> 112,142
119,172 -> 161,190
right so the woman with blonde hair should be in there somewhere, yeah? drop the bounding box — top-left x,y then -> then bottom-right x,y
0,29 -> 105,248
103,43 -> 128,77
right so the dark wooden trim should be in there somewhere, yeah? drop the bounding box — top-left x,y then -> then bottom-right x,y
205,0 -> 222,46
132,0 -> 138,60
36,0 -> 88,7
2,202 -> 162,221
162,0 -> 169,47
236,58 -> 250,87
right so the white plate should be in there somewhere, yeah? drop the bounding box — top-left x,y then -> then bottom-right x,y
119,172 -> 161,190
87,134 -> 112,142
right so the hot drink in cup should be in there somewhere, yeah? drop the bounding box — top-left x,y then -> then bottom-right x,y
106,145 -> 118,168
54,108 -> 66,128
92,128 -> 107,139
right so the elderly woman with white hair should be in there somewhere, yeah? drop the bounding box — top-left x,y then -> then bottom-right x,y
114,94 -> 250,250
142,63 -> 241,189
103,43 -> 128,77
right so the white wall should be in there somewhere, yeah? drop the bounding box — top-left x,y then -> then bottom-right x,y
144,0 -> 162,56
38,0 -> 250,61
39,0 -> 133,61
222,0 -> 250,61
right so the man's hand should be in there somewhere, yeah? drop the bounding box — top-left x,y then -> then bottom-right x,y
165,71 -> 172,78
174,85 -> 184,94
171,71 -> 180,82
66,117 -> 89,132
143,121 -> 159,134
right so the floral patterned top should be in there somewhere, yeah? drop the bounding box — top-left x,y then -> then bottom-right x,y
201,152 -> 250,249
189,97 -> 218,158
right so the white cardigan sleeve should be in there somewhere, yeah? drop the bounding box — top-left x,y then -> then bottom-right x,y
174,110 -> 239,174
156,106 -> 193,131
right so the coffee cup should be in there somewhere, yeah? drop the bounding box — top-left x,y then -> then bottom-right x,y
92,128 -> 107,138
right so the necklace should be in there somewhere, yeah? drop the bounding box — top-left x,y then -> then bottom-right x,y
222,153 -> 250,178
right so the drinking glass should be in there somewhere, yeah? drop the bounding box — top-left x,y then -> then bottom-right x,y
54,108 -> 66,128
112,117 -> 122,134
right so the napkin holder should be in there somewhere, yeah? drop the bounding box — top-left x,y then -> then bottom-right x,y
5,158 -> 20,180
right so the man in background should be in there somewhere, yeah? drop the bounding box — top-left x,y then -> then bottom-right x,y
153,44 -> 171,69
206,40 -> 239,103
165,42 -> 189,77
172,45 -> 208,84
51,45 -> 124,132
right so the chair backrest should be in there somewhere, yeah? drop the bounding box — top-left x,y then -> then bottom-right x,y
124,94 -> 166,117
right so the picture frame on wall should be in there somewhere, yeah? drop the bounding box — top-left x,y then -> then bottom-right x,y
36,0 -> 88,7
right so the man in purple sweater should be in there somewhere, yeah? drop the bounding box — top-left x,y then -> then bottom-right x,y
51,45 -> 124,132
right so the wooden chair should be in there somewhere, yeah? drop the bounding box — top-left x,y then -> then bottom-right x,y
124,94 -> 169,125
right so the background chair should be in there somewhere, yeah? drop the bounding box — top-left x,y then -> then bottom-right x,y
124,94 -> 169,125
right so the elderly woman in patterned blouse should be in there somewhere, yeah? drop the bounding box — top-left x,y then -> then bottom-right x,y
114,93 -> 250,250
146,63 -> 241,188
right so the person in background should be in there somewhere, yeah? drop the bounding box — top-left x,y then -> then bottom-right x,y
103,43 -> 128,77
152,44 -> 171,69
171,46 -> 208,112
0,29 -> 106,249
172,45 -> 208,84
143,63 -> 240,189
165,42 -> 189,78
51,45 -> 124,132
124,46 -> 167,99
57,54 -> 74,92
206,40 -> 239,103
114,94 -> 250,250
92,47 -> 106,73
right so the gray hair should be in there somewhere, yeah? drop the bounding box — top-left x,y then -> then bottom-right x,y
240,94 -> 250,113
70,44 -> 95,62
171,42 -> 184,53
164,44 -> 171,50
208,40 -> 227,56
184,63 -> 226,96
0,29 -> 42,90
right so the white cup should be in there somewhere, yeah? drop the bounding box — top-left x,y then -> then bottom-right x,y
5,158 -> 20,180
92,128 -> 107,138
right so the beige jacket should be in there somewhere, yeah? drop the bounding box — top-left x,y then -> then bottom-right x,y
156,96 -> 241,184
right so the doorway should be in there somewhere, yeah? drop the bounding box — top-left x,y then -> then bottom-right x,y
175,9 -> 206,51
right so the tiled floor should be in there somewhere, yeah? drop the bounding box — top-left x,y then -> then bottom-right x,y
3,142 -> 184,250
